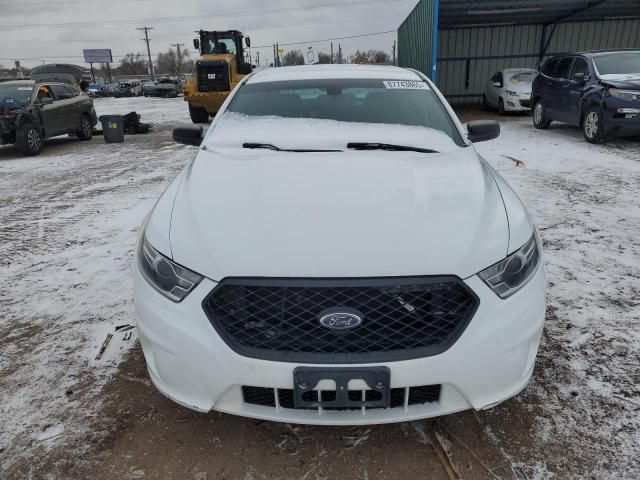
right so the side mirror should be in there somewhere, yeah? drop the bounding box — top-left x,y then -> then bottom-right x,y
193,38 -> 200,51
467,120 -> 500,143
493,81 -> 502,88
237,62 -> 252,75
38,96 -> 54,105
173,124 -> 203,146
245,36 -> 251,48
573,72 -> 590,83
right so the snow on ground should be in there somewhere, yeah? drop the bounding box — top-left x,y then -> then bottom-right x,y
0,97 -> 195,473
475,121 -> 640,478
0,97 -> 639,478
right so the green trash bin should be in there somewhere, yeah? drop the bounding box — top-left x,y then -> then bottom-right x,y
99,115 -> 125,143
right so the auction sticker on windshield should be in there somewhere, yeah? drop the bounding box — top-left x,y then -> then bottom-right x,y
383,81 -> 430,90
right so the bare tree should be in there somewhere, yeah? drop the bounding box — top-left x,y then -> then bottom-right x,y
317,52 -> 331,64
349,50 -> 368,64
368,50 -> 392,64
117,53 -> 148,75
349,49 -> 392,65
282,50 -> 305,66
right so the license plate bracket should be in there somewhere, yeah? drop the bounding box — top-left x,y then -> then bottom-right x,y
293,367 -> 390,409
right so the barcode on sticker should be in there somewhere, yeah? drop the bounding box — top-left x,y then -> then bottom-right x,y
383,81 -> 429,90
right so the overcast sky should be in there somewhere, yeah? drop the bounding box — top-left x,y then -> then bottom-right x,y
0,0 -> 418,69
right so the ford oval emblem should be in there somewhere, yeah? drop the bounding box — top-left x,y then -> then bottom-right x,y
319,309 -> 363,330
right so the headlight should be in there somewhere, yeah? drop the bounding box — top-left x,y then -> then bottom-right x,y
609,89 -> 640,101
138,236 -> 203,302
478,232 -> 541,299
506,90 -> 518,96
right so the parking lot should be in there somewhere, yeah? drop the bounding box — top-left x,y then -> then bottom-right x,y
1,96 -> 639,479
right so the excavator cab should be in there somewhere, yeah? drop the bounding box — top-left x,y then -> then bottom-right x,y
184,30 -> 252,123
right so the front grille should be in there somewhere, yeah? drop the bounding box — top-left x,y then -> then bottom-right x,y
196,60 -> 229,92
242,385 -> 441,410
203,277 -> 479,363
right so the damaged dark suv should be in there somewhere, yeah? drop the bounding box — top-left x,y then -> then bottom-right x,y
0,80 -> 98,156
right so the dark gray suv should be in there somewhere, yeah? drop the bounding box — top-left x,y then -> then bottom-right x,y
531,50 -> 640,143
0,80 -> 98,155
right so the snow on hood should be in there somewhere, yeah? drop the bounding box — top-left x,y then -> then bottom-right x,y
204,113 -> 463,154
168,142 -> 509,280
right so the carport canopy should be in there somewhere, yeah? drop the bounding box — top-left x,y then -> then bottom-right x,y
438,0 -> 640,28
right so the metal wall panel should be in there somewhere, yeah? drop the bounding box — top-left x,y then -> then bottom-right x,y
398,0 -> 437,80
436,19 -> 640,103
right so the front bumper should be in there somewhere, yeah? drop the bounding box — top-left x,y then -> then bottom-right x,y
603,101 -> 640,136
134,267 -> 545,425
503,94 -> 532,111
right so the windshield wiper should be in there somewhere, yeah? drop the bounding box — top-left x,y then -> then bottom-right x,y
243,143 -> 342,153
347,142 -> 439,154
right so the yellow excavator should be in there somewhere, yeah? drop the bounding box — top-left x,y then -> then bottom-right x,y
183,30 -> 252,123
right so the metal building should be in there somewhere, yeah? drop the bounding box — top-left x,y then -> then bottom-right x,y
398,0 -> 640,103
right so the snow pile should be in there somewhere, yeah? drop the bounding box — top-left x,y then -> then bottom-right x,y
476,119 -> 640,479
0,96 -> 195,472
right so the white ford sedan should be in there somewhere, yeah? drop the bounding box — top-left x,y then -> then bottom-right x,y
134,65 -> 545,425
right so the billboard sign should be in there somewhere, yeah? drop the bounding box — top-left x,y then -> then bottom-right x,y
305,47 -> 316,65
83,49 -> 113,64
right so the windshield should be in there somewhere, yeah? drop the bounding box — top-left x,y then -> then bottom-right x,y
594,52 -> 640,76
202,34 -> 238,55
0,84 -> 34,109
507,72 -> 536,84
226,78 -> 462,145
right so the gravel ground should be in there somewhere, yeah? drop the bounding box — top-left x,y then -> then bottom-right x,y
0,98 -> 639,479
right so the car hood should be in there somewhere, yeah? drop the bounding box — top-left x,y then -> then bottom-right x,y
167,145 -> 510,280
599,73 -> 640,89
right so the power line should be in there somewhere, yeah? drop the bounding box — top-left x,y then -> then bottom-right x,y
252,30 -> 397,49
0,0 -> 407,30
0,28 -> 398,62
0,13 -> 404,46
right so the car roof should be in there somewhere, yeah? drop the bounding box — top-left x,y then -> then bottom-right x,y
1,80 -> 35,86
247,64 -> 423,84
549,49 -> 640,59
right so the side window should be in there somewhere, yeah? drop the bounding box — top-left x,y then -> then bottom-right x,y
64,85 -> 80,97
542,58 -> 559,76
50,84 -> 73,100
490,72 -> 499,82
497,72 -> 504,85
554,57 -> 575,79
36,86 -> 54,103
570,58 -> 589,80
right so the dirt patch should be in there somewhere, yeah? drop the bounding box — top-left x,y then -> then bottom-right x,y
19,344 -> 526,480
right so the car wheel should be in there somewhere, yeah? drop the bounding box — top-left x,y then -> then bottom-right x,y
498,98 -> 506,116
582,107 -> 605,144
532,100 -> 551,129
189,103 -> 210,123
16,123 -> 43,156
77,115 -> 93,141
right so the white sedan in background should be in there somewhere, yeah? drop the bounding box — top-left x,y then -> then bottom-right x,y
483,68 -> 537,115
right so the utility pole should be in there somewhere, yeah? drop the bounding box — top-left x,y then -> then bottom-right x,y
338,44 -> 342,64
172,42 -> 184,76
392,40 -> 396,66
330,42 -> 334,64
256,51 -> 260,67
138,26 -> 155,80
